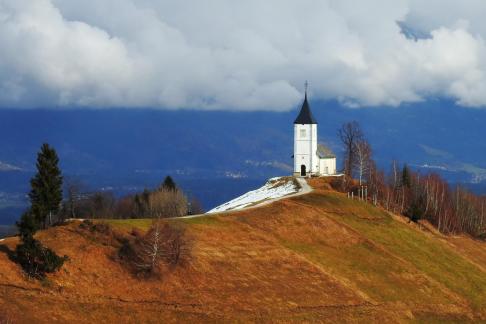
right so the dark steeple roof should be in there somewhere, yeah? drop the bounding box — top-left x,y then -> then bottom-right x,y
294,91 -> 317,124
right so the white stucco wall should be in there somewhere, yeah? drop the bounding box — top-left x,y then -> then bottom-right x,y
319,157 -> 336,175
294,124 -> 318,175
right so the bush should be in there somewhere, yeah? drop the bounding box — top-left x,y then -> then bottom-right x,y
118,238 -> 138,266
118,222 -> 191,277
15,210 -> 68,279
79,219 -> 111,234
77,220 -> 124,248
15,238 -> 68,279
479,232 -> 486,241
329,175 -> 355,193
162,225 -> 189,266
130,228 -> 144,238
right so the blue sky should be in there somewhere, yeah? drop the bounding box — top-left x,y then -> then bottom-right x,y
1,0 -> 486,110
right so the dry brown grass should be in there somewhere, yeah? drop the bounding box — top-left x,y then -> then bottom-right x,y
0,178 -> 484,323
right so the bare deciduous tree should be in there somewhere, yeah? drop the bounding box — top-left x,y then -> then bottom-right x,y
63,178 -> 87,221
354,139 -> 372,185
134,221 -> 165,273
188,197 -> 205,215
162,225 -> 190,266
88,192 -> 116,219
338,121 -> 364,177
132,220 -> 190,275
148,188 -> 188,218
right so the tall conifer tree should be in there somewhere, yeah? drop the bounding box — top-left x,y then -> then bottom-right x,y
161,176 -> 177,191
401,164 -> 412,189
29,143 -> 63,228
15,144 -> 67,278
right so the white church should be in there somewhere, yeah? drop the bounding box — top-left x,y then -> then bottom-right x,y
293,90 -> 337,177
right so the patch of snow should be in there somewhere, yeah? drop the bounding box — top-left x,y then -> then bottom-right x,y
207,177 -> 298,213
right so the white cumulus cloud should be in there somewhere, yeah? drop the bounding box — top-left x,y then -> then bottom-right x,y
0,0 -> 486,110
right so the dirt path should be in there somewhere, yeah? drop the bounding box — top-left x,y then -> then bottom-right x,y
249,177 -> 312,209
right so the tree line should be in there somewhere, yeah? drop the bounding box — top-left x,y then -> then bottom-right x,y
338,121 -> 486,239
61,176 -> 204,221
13,143 -> 201,278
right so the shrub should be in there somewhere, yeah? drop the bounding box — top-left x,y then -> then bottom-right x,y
78,219 -> 112,234
130,228 -> 144,238
479,232 -> 486,241
118,222 -> 190,277
15,210 -> 68,279
404,198 -> 426,223
77,220 -> 123,247
162,225 -> 189,266
15,238 -> 68,279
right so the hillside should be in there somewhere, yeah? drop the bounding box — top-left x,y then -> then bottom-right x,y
0,178 -> 485,323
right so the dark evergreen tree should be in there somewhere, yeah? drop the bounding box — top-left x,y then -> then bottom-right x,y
134,189 -> 151,218
401,164 -> 412,188
16,210 -> 38,243
405,195 -> 426,223
29,143 -> 63,228
161,176 -> 177,191
15,180 -> 67,279
15,236 -> 68,279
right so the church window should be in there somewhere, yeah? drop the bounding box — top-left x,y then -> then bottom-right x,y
300,129 -> 306,138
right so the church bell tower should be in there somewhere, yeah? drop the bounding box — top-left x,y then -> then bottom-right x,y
293,85 -> 318,177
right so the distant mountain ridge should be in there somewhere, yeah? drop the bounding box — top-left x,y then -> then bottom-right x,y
1,99 -> 486,223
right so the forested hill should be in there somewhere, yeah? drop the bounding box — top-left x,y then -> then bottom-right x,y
0,178 -> 484,322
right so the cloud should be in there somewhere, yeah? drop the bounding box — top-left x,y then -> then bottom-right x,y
0,0 -> 486,110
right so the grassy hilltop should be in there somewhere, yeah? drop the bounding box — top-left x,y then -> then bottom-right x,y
0,178 -> 485,323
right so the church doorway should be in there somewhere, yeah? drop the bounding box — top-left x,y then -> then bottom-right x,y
300,165 -> 307,176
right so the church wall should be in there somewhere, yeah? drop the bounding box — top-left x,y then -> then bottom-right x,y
311,125 -> 319,173
319,158 -> 336,175
294,124 -> 319,175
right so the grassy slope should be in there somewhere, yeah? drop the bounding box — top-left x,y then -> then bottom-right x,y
0,179 -> 485,323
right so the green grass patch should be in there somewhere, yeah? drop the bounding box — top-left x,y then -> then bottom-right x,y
279,191 -> 486,310
104,219 -> 152,231
296,191 -> 387,220
320,195 -> 486,311
280,237 -> 453,304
